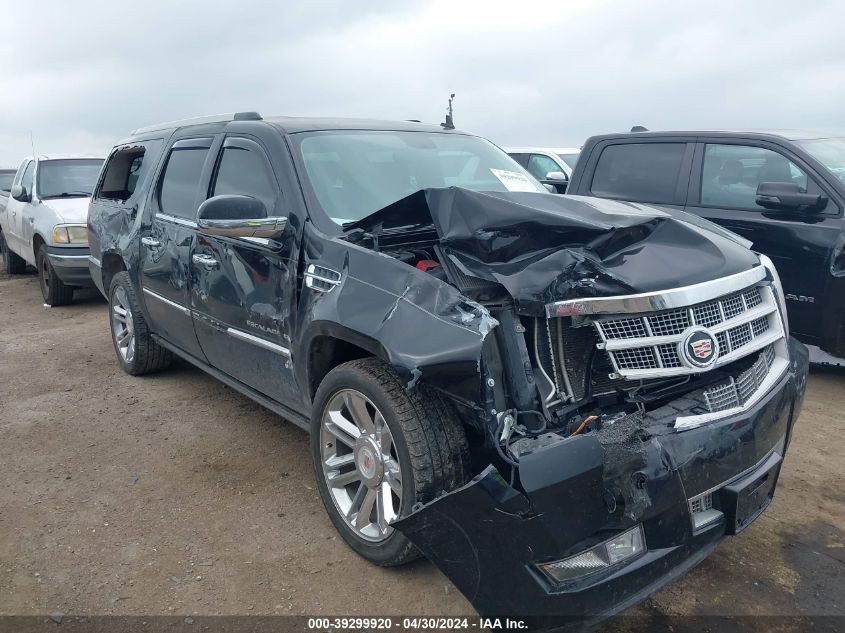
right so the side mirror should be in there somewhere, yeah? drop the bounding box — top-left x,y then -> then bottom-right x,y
197,195 -> 286,239
541,171 -> 568,194
11,184 -> 30,202
756,182 -> 827,213
544,171 -> 568,182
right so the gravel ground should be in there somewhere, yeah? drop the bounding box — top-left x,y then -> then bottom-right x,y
0,268 -> 843,626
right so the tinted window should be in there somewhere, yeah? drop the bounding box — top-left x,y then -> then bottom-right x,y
527,154 -> 563,180
590,143 -> 686,204
0,172 -> 14,192
212,145 -> 277,212
98,147 -> 146,201
701,144 -> 808,210
37,159 -> 104,198
20,161 -> 35,193
158,146 -> 209,219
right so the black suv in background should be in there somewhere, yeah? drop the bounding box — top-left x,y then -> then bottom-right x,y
87,113 -> 808,620
567,130 -> 845,364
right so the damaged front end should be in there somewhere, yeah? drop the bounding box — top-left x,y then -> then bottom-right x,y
320,187 -> 810,618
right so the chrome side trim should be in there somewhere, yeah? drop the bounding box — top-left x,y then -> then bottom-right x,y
155,213 -> 198,229
88,255 -> 101,268
227,327 -> 291,357
142,287 -> 191,315
546,265 -> 768,317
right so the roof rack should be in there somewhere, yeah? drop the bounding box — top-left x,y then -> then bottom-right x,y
131,111 -> 263,136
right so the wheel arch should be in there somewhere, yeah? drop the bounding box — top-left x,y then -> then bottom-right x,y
100,251 -> 127,295
303,322 -> 388,401
32,232 -> 47,260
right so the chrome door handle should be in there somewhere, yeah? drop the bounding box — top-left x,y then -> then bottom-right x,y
192,253 -> 218,269
141,237 -> 161,247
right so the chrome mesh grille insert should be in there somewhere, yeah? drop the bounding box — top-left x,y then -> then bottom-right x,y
702,346 -> 776,413
658,344 -> 683,368
591,283 -> 782,380
598,287 -> 765,340
647,311 -> 691,337
598,317 -> 648,339
613,347 -> 658,370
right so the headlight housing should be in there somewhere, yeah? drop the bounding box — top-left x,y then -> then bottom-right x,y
52,224 -> 88,245
759,254 -> 789,334
536,525 -> 646,586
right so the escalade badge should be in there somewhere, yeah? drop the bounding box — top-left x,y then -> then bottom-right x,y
680,328 -> 719,369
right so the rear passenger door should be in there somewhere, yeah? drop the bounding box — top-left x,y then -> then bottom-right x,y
685,140 -> 842,346
138,137 -> 212,359
581,140 -> 695,211
190,136 -> 300,407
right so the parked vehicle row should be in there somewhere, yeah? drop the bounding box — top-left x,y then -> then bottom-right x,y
0,155 -> 104,304
65,112 -> 808,620
564,129 -> 845,365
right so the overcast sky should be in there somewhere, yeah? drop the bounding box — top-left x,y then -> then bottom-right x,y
1,0 -> 844,166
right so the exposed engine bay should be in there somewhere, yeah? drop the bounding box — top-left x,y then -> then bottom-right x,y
343,188 -> 787,488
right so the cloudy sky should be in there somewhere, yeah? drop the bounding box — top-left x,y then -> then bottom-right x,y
1,0 -> 844,166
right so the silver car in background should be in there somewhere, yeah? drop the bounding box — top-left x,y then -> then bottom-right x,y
0,155 -> 104,305
506,146 -> 580,193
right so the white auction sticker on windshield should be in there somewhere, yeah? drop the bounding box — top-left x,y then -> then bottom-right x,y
490,168 -> 538,192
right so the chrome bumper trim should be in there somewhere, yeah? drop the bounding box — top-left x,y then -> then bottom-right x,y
47,253 -> 90,266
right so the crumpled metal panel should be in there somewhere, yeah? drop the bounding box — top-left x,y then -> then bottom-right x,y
348,188 -> 760,315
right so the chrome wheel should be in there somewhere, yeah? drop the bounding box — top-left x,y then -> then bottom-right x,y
111,286 -> 135,363
320,389 -> 403,542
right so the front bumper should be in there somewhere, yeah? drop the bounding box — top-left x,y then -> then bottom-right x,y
46,246 -> 95,287
394,338 -> 809,620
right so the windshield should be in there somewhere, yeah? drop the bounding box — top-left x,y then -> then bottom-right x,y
795,138 -> 845,184
0,172 -> 14,192
557,152 -> 580,169
37,159 -> 104,199
296,131 -> 546,226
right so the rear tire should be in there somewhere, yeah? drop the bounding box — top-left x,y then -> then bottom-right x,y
311,357 -> 469,567
1,232 -> 26,274
109,271 -> 173,375
37,245 -> 74,306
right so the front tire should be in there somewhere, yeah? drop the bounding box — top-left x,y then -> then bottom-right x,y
1,232 -> 27,274
311,358 -> 469,566
109,271 -> 173,375
37,245 -> 74,306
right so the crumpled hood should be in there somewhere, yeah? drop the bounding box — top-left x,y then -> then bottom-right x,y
40,197 -> 91,224
347,188 -> 760,315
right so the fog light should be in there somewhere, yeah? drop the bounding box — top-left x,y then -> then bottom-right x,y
537,525 -> 645,585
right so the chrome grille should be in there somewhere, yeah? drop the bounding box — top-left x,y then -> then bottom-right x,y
614,347 -> 658,370
702,346 -> 776,413
592,283 -> 783,380
658,344 -> 683,368
648,311 -> 691,337
598,287 -> 764,340
599,317 -> 647,339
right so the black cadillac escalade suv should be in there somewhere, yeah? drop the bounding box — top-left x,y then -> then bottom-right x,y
566,130 -> 845,365
87,113 -> 808,621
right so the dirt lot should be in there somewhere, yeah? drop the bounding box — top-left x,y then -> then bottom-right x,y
0,268 -> 843,625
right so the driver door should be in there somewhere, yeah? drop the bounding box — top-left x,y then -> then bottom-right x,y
685,140 -> 842,346
190,136 -> 301,408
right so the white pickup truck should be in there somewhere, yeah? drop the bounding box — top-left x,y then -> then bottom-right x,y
0,155 -> 104,305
